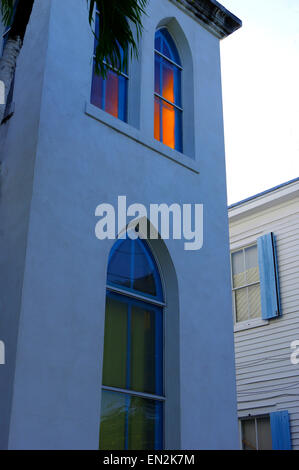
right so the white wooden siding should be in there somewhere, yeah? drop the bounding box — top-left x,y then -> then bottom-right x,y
229,189 -> 299,449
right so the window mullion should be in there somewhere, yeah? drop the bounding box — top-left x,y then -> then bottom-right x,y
126,303 -> 132,390
124,395 -> 130,450
232,281 -> 260,291
102,385 -> 165,402
106,285 -> 165,307
159,56 -> 163,143
154,49 -> 182,70
243,249 -> 250,320
154,93 -> 183,111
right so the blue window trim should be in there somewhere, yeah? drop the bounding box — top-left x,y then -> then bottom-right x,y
270,410 -> 292,450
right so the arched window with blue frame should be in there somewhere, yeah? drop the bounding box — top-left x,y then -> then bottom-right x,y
154,28 -> 182,152
99,236 -> 164,450
91,10 -> 128,122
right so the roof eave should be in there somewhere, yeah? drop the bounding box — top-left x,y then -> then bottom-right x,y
172,0 -> 242,39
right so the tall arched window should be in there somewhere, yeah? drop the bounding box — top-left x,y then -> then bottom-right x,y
99,236 -> 164,450
154,28 -> 182,152
91,11 -> 128,122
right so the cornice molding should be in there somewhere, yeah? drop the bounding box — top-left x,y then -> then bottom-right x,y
171,0 -> 242,39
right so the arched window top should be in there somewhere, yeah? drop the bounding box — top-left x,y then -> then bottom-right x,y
107,237 -> 163,301
155,28 -> 181,67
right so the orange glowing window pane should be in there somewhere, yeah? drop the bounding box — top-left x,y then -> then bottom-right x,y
162,101 -> 175,150
105,70 -> 119,118
154,98 -> 160,142
162,63 -> 174,103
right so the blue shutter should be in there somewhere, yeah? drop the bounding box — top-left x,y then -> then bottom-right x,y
270,411 -> 292,450
257,233 -> 281,320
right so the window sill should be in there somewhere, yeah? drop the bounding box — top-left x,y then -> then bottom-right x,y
234,318 -> 269,332
85,102 -> 200,174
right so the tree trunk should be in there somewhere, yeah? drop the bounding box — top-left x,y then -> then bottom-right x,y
0,0 -> 34,123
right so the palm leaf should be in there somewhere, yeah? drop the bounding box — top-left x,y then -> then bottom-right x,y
0,0 -> 147,78
87,0 -> 148,77
0,0 -> 14,26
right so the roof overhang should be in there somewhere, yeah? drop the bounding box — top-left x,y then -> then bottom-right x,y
228,179 -> 299,222
171,0 -> 242,39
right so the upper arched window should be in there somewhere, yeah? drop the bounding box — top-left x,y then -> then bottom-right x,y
91,11 -> 128,122
99,236 -> 164,450
154,28 -> 182,152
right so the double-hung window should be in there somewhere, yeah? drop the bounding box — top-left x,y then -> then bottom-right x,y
231,244 -> 261,323
240,411 -> 292,450
91,10 -> 128,122
241,415 -> 272,450
231,233 -> 281,323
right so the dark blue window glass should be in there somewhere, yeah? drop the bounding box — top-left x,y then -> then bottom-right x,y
91,12 -> 128,122
100,238 -> 164,450
107,238 -> 163,301
154,28 -> 182,152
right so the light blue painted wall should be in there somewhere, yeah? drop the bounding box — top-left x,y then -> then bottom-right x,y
0,0 -> 52,449
1,0 -> 239,449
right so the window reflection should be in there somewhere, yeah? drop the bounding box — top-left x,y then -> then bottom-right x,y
100,390 -> 163,450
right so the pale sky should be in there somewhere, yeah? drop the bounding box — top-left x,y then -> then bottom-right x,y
220,0 -> 299,204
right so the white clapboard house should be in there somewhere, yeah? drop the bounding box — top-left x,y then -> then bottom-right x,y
228,177 -> 299,450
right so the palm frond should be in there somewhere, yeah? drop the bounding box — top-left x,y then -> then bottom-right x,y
87,0 -> 148,77
0,0 -> 14,27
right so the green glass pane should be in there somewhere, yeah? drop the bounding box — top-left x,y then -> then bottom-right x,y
128,396 -> 162,450
99,390 -> 126,450
102,297 -> 127,388
130,305 -> 156,394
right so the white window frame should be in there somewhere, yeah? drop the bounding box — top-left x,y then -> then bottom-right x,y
231,243 -> 261,325
240,415 -> 272,450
